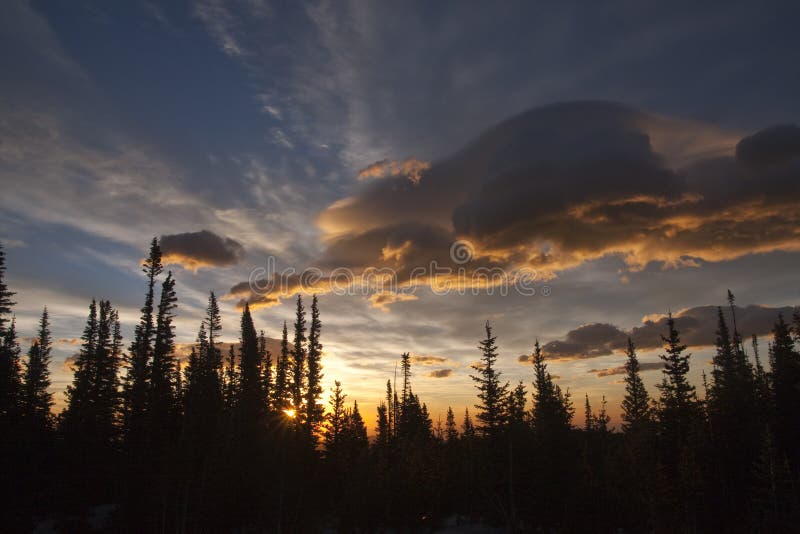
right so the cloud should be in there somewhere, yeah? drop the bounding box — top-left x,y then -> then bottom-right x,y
160,230 -> 246,271
369,291 -> 418,312
735,124 -> 800,170
588,362 -> 662,377
315,102 -> 800,287
542,304 -> 794,359
357,158 -> 431,185
411,354 -> 449,365
428,368 -> 453,378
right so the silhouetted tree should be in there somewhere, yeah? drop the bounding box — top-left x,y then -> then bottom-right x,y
771,314 -> 800,468
470,322 -> 509,439
304,294 -> 323,442
123,238 -> 163,452
273,321 -> 290,411
290,294 -> 306,422
21,308 -> 53,432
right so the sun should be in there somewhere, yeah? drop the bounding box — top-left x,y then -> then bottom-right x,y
283,408 -> 296,418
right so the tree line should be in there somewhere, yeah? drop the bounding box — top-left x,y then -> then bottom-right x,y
1,239 -> 800,532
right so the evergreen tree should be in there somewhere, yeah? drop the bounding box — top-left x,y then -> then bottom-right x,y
531,340 -> 573,433
621,338 -> 651,431
584,393 -> 594,432
224,344 -> 238,411
771,314 -> 800,467
656,313 -> 698,427
445,406 -> 459,442
22,308 -> 53,431
324,381 -> 347,458
237,304 -> 264,426
304,294 -> 324,441
0,242 -> 19,425
375,401 -> 390,449
149,272 -> 179,451
123,238 -> 163,450
0,243 -> 16,334
62,300 -> 122,448
470,321 -> 509,438
290,295 -> 306,419
462,407 -> 476,440
273,321 -> 290,412
400,352 -> 411,406
259,330 -> 272,412
0,317 -> 21,423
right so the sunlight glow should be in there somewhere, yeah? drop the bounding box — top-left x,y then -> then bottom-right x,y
283,408 -> 296,418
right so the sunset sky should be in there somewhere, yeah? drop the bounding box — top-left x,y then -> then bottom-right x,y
2,0 -> 799,427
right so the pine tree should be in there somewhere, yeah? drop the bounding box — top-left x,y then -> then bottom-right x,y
375,401 -> 390,449
0,317 -> 21,423
62,300 -> 121,448
400,352 -> 411,406
22,308 -> 53,431
584,393 -> 594,432
656,313 -> 698,425
0,243 -> 19,425
595,396 -> 609,433
259,330 -> 272,412
273,321 -> 290,412
0,243 -> 16,334
324,381 -> 347,458
149,272 -> 179,450
508,381 -> 527,429
304,295 -> 324,441
621,338 -> 651,431
224,344 -> 238,411
531,340 -> 573,433
123,238 -> 163,449
462,407 -> 476,440
470,321 -> 509,438
445,406 -> 459,442
771,314 -> 800,467
290,295 -> 306,419
237,304 -> 264,426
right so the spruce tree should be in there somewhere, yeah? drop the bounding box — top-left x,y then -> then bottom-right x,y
621,338 -> 651,431
290,295 -> 306,418
149,271 -> 179,451
124,238 -> 163,450
0,243 -> 19,425
445,406 -> 459,442
22,308 -> 53,431
324,381 -> 346,458
273,321 -> 290,412
656,313 -> 698,427
0,316 -> 21,427
259,330 -> 272,412
0,243 -> 16,334
771,314 -> 800,467
531,340 -> 573,433
237,304 -> 263,425
304,295 -> 323,441
470,321 -> 509,438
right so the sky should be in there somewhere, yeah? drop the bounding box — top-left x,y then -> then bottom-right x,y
2,0 -> 800,427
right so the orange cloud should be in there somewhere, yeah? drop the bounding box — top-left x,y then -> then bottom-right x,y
357,157 -> 431,184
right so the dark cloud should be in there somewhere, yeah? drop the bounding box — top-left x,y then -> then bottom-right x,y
736,124 -> 800,170
543,304 -> 795,359
160,230 -> 245,271
428,369 -> 453,378
589,362 -> 663,377
315,101 -> 800,284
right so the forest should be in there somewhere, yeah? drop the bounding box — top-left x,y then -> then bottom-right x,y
1,238 -> 799,533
